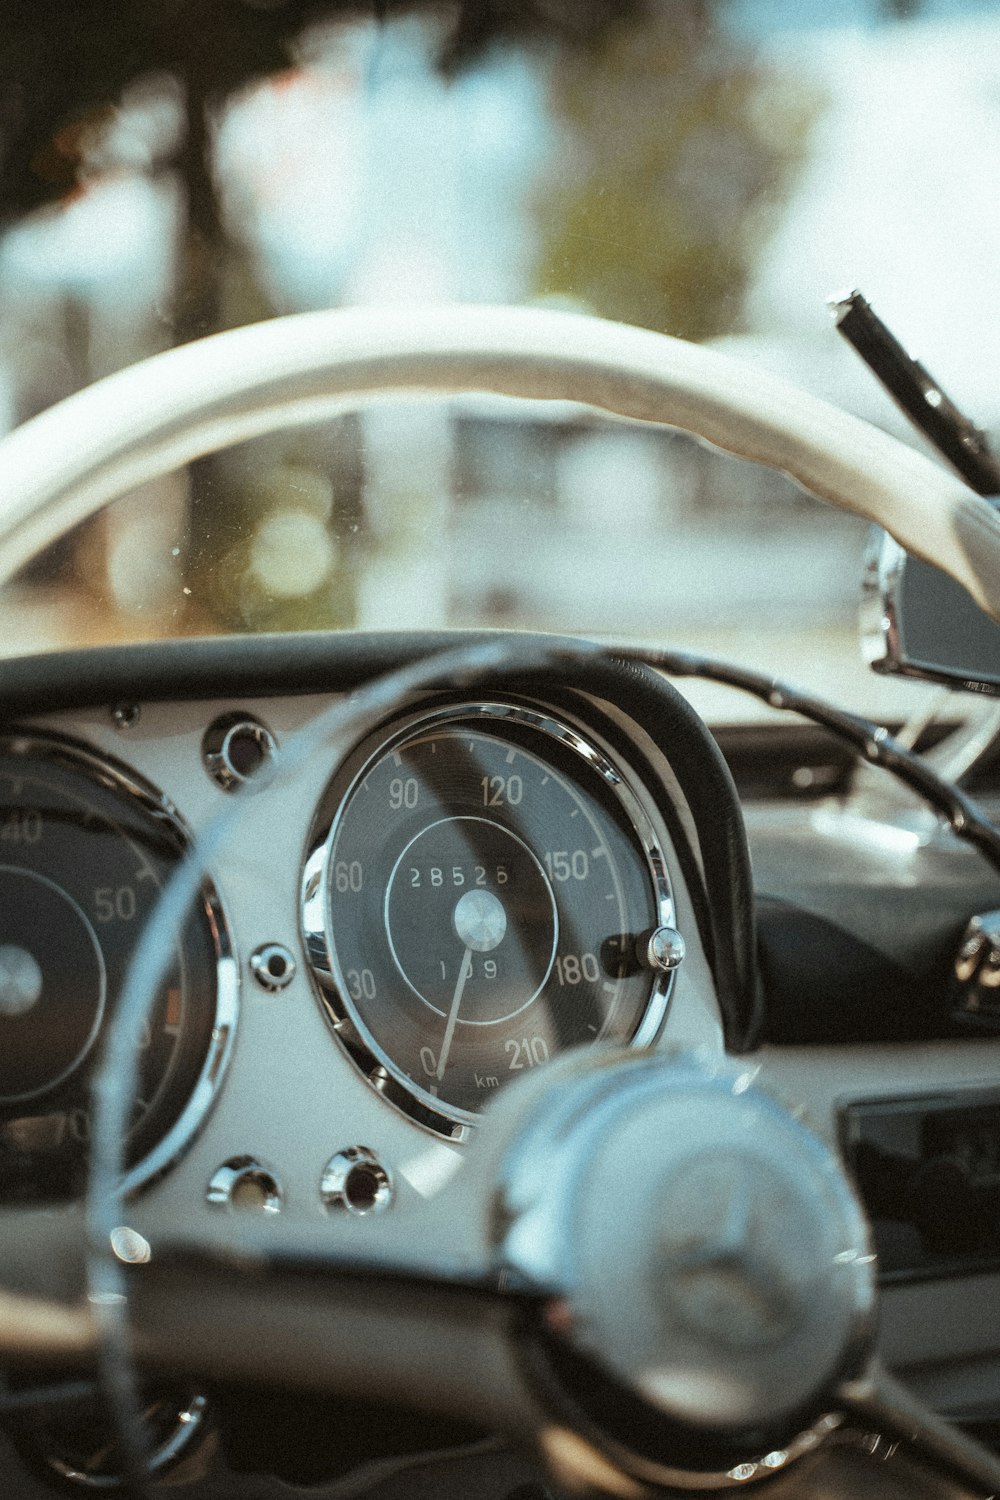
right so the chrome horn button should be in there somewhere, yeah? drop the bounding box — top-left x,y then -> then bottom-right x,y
655,1150 -> 815,1352
491,1051 -> 876,1479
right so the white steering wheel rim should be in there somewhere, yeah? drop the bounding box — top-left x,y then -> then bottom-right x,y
1,302 -> 999,620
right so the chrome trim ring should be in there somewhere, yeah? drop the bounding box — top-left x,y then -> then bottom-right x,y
302,699 -> 676,1138
207,1157 -> 283,1215
320,1146 -> 394,1215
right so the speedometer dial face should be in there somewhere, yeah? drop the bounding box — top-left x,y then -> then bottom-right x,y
304,703 -> 675,1133
0,735 -> 237,1203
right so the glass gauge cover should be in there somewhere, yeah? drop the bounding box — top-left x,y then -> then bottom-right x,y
303,702 -> 675,1133
0,734 -> 237,1203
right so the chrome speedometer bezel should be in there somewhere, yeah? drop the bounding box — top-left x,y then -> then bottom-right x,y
0,729 -> 239,1197
302,698 -> 677,1139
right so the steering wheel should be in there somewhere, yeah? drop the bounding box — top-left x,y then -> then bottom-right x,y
2,304 -> 1000,1499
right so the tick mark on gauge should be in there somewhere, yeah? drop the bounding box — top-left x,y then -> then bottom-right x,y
505,748 -> 517,764
392,752 -> 402,768
602,982 -> 615,994
135,865 -> 156,884
591,847 -> 606,859
541,776 -> 549,786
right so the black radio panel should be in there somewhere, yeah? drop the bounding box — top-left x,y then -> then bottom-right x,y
841,1089 -> 1000,1283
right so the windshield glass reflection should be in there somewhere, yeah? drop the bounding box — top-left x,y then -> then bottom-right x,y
0,1 -> 996,724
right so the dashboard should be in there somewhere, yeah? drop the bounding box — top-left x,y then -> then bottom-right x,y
0,641 -> 724,1223
4,631 -> 1000,1494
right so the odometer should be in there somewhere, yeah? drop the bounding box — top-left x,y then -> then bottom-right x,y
303,703 -> 677,1133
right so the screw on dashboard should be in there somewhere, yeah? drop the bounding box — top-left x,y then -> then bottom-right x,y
110,703 -> 141,730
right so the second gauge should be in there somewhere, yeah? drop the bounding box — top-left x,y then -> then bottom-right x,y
304,703 -> 677,1133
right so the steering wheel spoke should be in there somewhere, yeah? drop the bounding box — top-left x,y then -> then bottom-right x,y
7,1057 -> 1000,1497
836,1364 -> 1000,1498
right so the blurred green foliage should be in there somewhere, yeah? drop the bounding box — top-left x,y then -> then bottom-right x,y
1,0 -> 822,642
186,422 -> 366,634
534,5 -> 821,339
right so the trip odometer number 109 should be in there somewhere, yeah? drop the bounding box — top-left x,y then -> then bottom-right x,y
304,702 -> 676,1132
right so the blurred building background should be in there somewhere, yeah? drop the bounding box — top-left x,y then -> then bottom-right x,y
0,0 -> 997,720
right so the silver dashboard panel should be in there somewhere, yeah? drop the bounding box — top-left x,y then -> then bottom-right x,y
7,685 -> 1000,1416
19,689 -> 721,1265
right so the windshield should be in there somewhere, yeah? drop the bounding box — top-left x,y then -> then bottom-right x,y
1,0 -> 996,723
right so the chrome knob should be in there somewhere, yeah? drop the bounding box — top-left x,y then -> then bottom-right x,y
645,925 -> 686,972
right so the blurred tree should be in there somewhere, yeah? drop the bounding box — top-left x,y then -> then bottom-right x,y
0,0 -> 642,635
1,0 -> 298,340
0,0 -> 641,339
0,0 -> 811,640
533,1 -> 819,340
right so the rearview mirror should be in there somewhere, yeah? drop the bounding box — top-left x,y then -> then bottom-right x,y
862,523 -> 1000,697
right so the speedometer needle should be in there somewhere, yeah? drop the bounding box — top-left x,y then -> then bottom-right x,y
437,947 -> 473,1081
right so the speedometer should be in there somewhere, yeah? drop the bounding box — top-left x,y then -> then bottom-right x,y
303,702 -> 678,1135
0,734 -> 236,1202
